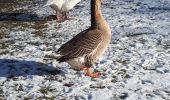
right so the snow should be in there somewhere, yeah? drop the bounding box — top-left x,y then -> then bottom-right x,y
0,0 -> 170,99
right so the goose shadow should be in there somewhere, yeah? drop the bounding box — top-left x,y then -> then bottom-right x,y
0,59 -> 65,78
0,0 -> 56,21
0,12 -> 62,21
0,0 -> 45,21
0,12 -> 49,21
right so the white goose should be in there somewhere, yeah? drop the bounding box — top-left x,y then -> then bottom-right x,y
44,0 -> 81,21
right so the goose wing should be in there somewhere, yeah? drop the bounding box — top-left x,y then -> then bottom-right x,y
56,29 -> 102,62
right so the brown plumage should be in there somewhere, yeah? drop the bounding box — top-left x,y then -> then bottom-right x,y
54,0 -> 111,77
57,29 -> 102,62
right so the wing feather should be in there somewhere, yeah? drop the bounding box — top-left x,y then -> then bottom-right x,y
57,29 -> 102,62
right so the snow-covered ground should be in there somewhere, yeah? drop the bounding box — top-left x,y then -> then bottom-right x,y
0,0 -> 170,99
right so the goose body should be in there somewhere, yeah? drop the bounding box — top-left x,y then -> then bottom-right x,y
45,0 -> 81,21
52,0 -> 111,77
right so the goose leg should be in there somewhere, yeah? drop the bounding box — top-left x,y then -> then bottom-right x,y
80,67 -> 100,78
55,15 -> 61,21
55,11 -> 61,22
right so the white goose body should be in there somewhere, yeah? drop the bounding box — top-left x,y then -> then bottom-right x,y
45,0 -> 81,12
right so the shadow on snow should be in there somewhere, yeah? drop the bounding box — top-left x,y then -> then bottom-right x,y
0,59 -> 65,78
0,13 -> 45,21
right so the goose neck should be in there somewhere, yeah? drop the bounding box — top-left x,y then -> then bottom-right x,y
91,0 -> 103,28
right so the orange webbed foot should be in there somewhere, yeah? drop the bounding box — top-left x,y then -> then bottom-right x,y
85,72 -> 101,78
80,67 -> 101,78
55,15 -> 62,22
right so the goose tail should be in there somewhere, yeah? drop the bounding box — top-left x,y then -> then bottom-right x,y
44,52 -> 62,60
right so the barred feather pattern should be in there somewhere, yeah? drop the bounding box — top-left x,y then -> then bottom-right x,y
56,29 -> 102,65
54,0 -> 111,70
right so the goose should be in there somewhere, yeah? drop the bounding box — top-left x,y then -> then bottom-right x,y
48,0 -> 111,78
44,0 -> 81,21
